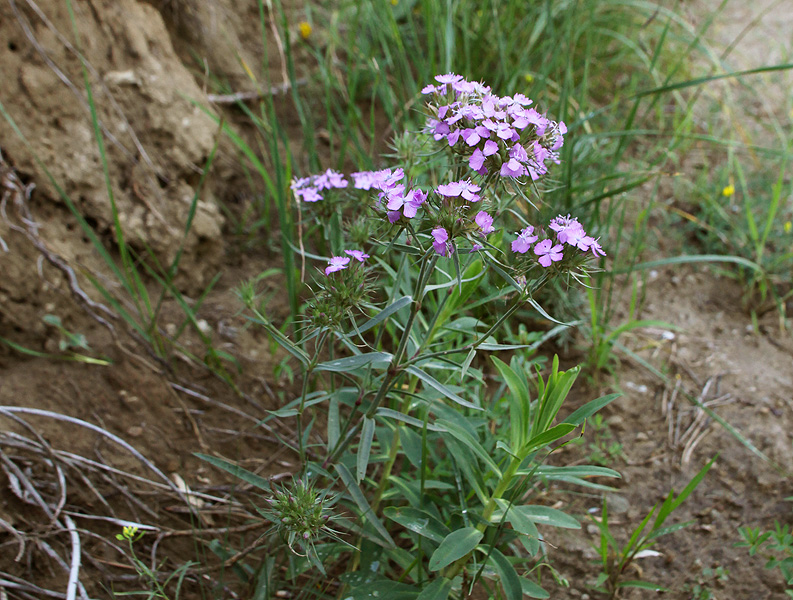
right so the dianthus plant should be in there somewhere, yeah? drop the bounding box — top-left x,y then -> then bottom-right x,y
227,74 -> 620,599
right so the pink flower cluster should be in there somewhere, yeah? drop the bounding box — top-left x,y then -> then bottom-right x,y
512,215 -> 605,267
422,73 -> 566,180
291,169 -> 349,203
325,249 -> 370,275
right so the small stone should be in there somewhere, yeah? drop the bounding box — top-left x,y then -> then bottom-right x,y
606,493 -> 630,514
127,425 -> 144,437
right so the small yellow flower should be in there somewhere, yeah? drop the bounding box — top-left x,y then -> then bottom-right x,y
722,184 -> 735,197
116,525 -> 140,541
784,221 -> 792,234
298,21 -> 312,40
391,0 -> 398,5
524,73 -> 534,83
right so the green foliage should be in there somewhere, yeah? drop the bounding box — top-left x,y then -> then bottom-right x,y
590,457 -> 716,598
571,414 -> 626,467
738,515 -> 793,597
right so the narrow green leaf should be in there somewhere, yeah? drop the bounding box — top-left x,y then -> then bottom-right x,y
428,527 -> 483,571
195,453 -> 270,492
316,351 -> 393,372
526,297 -> 570,325
520,577 -> 550,598
357,416 -> 376,483
512,505 -> 580,529
384,506 -> 450,544
460,348 -> 476,382
522,423 -> 576,454
616,580 -> 669,592
335,463 -> 395,548
416,577 -> 452,600
347,296 -> 412,337
534,465 -> 621,479
328,395 -> 340,451
436,419 -> 502,477
376,408 -> 444,432
477,343 -> 531,351
487,548 -> 523,600
405,366 -> 482,411
565,393 -> 621,426
657,456 -> 715,526
494,500 -> 540,539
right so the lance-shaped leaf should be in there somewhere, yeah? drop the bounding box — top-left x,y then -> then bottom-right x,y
428,527 -> 483,571
346,296 -> 412,337
357,416 -> 376,483
405,365 -> 482,411
335,463 -> 395,548
316,351 -> 393,372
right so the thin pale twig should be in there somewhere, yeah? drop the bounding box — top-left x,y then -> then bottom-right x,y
0,406 -> 191,507
0,516 -> 26,562
36,539 -> 90,600
64,515 -> 81,600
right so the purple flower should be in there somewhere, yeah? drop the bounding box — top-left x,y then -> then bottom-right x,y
469,148 -> 486,172
534,239 -> 564,267
431,227 -> 454,256
549,214 -> 582,244
436,179 -> 481,202
564,225 -> 589,250
470,243 -> 483,252
351,171 -> 376,190
325,256 -> 351,275
588,237 -> 606,257
422,84 -> 438,95
511,93 -> 533,106
387,188 -> 427,219
436,73 -> 462,84
460,181 -> 481,202
300,187 -> 323,203
500,158 -> 526,178
496,122 -> 516,140
482,140 -> 499,156
511,225 -> 538,254
475,211 -> 495,235
436,180 -> 464,197
344,249 -> 370,262
314,169 -> 348,190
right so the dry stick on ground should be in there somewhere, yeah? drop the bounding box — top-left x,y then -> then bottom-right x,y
0,415 -> 257,596
0,446 -> 91,599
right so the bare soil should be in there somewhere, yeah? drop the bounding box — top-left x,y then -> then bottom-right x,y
0,1 -> 791,599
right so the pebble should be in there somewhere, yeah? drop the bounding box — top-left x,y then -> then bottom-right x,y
606,493 -> 630,514
126,425 -> 144,437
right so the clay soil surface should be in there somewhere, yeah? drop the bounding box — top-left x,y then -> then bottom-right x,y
0,1 -> 791,599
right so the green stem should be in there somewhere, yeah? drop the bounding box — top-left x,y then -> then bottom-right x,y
325,253 -> 436,465
443,454 -> 523,581
296,330 -> 328,472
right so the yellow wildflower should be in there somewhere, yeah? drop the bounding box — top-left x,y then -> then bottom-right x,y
298,21 -> 312,40
722,184 -> 735,197
784,221 -> 792,234
116,525 -> 141,542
